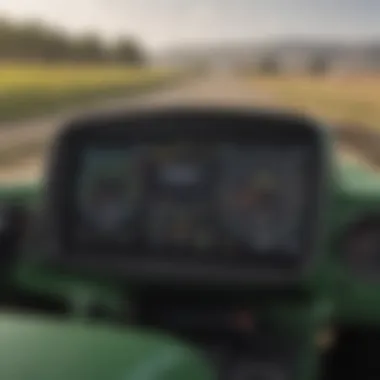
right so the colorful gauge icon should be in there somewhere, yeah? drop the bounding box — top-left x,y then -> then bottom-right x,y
232,172 -> 277,211
346,227 -> 380,267
339,216 -> 380,281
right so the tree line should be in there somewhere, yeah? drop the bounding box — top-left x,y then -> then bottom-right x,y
0,16 -> 146,64
257,54 -> 330,75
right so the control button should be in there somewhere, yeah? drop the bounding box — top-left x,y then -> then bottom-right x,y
233,310 -> 256,332
231,360 -> 286,380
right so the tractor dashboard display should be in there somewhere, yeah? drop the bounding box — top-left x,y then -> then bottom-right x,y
76,143 -> 309,255
46,108 -> 325,284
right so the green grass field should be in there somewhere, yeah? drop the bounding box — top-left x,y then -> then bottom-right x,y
0,64 -> 179,123
249,74 -> 380,129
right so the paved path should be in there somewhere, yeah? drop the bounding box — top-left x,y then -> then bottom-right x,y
0,74 -> 373,184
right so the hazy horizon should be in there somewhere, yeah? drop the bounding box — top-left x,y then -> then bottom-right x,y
1,0 -> 379,51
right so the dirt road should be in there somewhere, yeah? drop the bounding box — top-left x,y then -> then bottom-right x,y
0,74 -> 372,184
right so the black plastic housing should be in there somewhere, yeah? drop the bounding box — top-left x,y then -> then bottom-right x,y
43,106 -> 327,286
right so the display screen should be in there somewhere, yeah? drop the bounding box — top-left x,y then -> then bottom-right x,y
73,142 -> 311,258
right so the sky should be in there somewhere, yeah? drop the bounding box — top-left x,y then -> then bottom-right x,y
0,0 -> 379,51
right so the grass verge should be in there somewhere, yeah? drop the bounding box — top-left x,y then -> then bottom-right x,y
0,64 -> 183,124
249,74 -> 380,128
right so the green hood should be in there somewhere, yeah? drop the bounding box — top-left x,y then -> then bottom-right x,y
0,180 -> 41,204
0,313 -> 214,380
336,158 -> 380,198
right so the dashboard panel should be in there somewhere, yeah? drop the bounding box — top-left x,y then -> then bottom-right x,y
44,107 -> 326,285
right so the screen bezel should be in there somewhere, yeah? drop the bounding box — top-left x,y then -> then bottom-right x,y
44,107 -> 326,285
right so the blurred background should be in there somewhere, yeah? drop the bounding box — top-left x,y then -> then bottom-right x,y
0,0 -> 379,182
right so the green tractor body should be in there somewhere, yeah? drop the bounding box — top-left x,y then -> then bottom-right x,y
0,313 -> 213,380
0,107 -> 379,380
